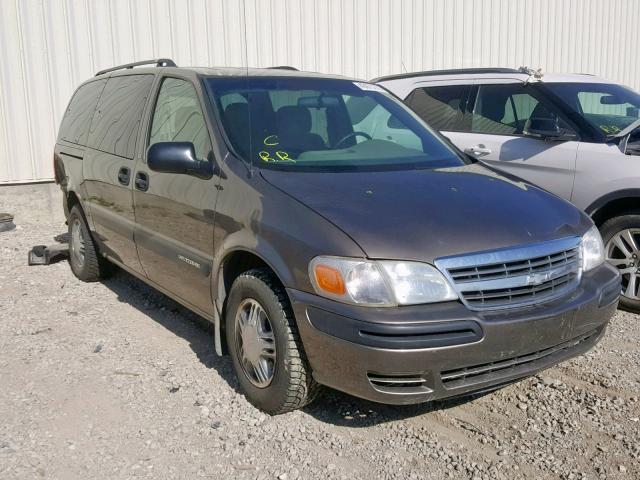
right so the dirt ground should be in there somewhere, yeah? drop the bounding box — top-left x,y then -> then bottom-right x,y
1,183 -> 638,480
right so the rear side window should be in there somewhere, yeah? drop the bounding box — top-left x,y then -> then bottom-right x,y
405,85 -> 470,131
58,80 -> 106,145
149,78 -> 212,160
88,75 -> 154,158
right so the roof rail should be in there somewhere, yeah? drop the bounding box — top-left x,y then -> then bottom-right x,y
267,65 -> 299,71
95,58 -> 177,77
372,67 -> 520,83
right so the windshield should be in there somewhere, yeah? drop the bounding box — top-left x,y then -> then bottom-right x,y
205,77 -> 466,171
545,82 -> 640,136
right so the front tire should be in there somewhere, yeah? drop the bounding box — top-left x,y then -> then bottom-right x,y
67,205 -> 112,282
600,214 -> 640,313
225,269 -> 320,414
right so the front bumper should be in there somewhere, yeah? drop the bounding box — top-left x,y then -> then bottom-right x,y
289,263 -> 620,405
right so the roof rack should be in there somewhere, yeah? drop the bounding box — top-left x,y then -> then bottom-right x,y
371,67 -> 520,83
267,66 -> 299,71
518,66 -> 544,83
95,58 -> 177,77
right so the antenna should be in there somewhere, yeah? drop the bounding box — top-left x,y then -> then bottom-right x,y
241,0 -> 254,174
400,59 -> 408,74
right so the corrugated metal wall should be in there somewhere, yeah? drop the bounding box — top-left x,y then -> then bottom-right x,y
1,0 -> 639,183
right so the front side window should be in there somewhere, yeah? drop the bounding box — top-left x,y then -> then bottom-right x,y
405,85 -> 471,131
149,78 -> 211,160
205,77 -> 466,171
470,84 -> 572,136
545,82 -> 640,136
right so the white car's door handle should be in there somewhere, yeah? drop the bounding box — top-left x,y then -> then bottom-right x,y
464,144 -> 492,156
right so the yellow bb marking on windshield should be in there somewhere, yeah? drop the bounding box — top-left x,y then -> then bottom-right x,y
264,135 -> 279,146
276,151 -> 291,161
260,135 -> 293,162
259,150 -> 295,163
259,151 -> 273,162
600,125 -> 621,134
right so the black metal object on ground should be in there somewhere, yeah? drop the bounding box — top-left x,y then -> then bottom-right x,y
0,213 -> 15,232
28,244 -> 69,266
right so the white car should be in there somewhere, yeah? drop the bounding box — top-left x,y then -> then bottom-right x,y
375,68 -> 640,311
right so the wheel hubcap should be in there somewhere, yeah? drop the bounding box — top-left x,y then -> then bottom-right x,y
605,228 -> 640,300
70,218 -> 86,268
234,298 -> 276,388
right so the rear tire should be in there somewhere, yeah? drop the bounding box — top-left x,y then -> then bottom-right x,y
67,205 -> 113,282
225,268 -> 321,414
600,214 -> 640,313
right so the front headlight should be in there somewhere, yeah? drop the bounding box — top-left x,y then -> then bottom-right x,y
309,256 -> 458,306
581,225 -> 605,272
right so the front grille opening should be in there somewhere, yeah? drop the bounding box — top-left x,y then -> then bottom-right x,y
367,373 -> 432,395
449,247 -> 580,283
360,328 -> 476,339
358,325 -> 481,347
436,238 -> 582,311
440,329 -> 598,389
462,272 -> 577,308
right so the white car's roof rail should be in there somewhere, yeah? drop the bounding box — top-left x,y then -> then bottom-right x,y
372,68 -> 520,83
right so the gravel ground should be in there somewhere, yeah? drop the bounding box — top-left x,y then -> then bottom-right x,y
1,184 -> 639,480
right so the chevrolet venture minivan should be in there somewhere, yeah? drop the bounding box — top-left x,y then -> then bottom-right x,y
375,67 -> 640,312
54,59 -> 620,414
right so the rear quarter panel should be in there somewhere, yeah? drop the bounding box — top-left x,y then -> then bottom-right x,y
54,141 -> 93,226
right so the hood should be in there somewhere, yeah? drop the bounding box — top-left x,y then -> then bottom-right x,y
260,163 -> 591,262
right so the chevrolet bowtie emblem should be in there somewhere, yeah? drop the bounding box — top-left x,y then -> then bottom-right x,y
525,271 -> 553,286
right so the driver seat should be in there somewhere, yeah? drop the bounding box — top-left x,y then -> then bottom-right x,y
275,106 -> 325,153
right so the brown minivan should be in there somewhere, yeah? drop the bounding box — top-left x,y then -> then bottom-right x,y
54,59 -> 620,414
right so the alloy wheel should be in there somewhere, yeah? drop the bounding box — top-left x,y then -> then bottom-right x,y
234,298 -> 277,388
605,228 -> 640,300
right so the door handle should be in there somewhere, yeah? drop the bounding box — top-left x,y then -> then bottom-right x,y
464,144 -> 492,157
134,172 -> 149,191
117,167 -> 130,185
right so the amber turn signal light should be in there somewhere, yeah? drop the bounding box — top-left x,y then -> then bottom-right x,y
314,264 -> 346,295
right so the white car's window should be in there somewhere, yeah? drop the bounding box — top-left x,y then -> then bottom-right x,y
405,85 -> 471,131
546,83 -> 640,136
470,84 -> 572,136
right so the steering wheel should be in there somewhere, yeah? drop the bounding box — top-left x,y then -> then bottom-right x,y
333,131 -> 372,149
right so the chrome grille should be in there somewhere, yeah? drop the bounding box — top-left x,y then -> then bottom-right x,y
435,237 -> 582,311
448,247 -> 580,282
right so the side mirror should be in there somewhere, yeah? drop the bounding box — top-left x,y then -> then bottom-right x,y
524,117 -> 576,142
147,142 -> 213,179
